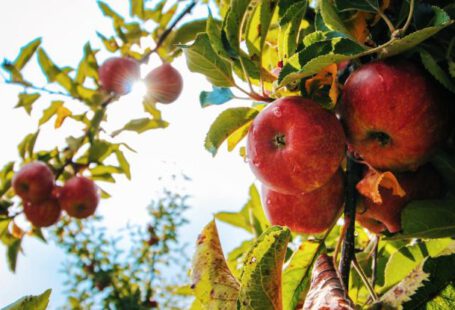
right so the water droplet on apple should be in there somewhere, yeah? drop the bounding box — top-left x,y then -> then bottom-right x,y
252,159 -> 262,168
273,107 -> 282,117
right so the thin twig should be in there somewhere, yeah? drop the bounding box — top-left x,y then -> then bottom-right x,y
371,235 -> 379,288
140,0 -> 197,64
1,79 -> 73,98
365,0 -> 395,33
393,0 -> 415,38
339,156 -> 362,291
352,257 -> 379,302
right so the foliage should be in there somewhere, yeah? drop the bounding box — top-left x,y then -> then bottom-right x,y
53,182 -> 191,309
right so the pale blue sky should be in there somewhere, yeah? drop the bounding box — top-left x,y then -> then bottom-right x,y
0,0 -> 253,307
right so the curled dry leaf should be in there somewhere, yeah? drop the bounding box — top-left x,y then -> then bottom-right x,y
305,64 -> 339,106
302,254 -> 354,310
356,167 -> 406,204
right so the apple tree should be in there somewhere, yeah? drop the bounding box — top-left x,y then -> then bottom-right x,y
1,0 -> 455,309
179,0 -> 455,309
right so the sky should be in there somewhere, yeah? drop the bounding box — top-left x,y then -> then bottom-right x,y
0,0 -> 255,307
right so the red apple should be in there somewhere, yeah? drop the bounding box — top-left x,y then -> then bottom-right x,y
262,170 -> 344,234
144,63 -> 183,104
99,57 -> 140,95
12,162 -> 55,203
59,176 -> 99,219
357,164 -> 445,234
24,199 -> 61,227
341,60 -> 449,171
247,96 -> 346,194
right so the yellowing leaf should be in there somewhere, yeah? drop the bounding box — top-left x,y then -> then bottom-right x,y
227,120 -> 253,152
356,167 -> 406,204
305,64 -> 339,105
346,12 -> 370,43
54,105 -> 72,128
191,220 -> 240,309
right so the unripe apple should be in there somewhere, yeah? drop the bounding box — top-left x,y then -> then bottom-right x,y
24,199 -> 61,228
144,63 -> 183,104
341,60 -> 449,171
12,162 -> 55,204
262,170 -> 344,234
357,164 -> 445,234
247,96 -> 346,195
58,176 -> 99,219
99,57 -> 140,95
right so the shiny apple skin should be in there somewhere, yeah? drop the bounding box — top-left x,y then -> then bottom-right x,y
342,60 -> 449,171
262,170 -> 344,234
24,199 -> 61,228
247,96 -> 346,194
99,57 -> 140,95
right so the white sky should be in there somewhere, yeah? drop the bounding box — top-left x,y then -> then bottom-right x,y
0,0 -> 254,307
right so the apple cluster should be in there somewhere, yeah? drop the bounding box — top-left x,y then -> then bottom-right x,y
12,162 -> 99,228
247,60 -> 450,235
98,57 -> 183,104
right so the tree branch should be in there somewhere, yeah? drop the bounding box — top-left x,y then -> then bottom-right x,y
140,0 -> 197,64
339,156 -> 362,290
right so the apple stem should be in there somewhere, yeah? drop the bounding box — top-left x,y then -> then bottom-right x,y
392,0 -> 415,39
339,156 -> 362,291
371,235 -> 379,288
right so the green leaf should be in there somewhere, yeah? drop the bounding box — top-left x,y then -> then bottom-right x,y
420,49 -> 455,93
432,151 -> 455,192
419,283 -> 455,309
96,32 -> 119,52
382,239 -> 453,291
335,0 -> 379,13
14,38 -> 41,70
245,0 -> 278,59
39,101 -> 63,126
182,33 -> 235,87
88,140 -> 113,163
204,107 -> 259,156
15,93 -> 40,115
238,226 -> 291,309
166,19 -> 208,52
282,241 -> 324,310
215,209 -> 253,233
17,131 -> 39,160
199,87 -> 235,107
130,0 -> 144,18
75,43 -> 99,84
111,118 -> 169,137
278,1 -> 308,60
320,0 -> 351,36
388,200 -> 455,240
98,1 -> 124,27
1,289 -> 51,310
0,162 -> 15,197
379,19 -> 453,58
191,220 -> 240,309
278,38 -> 365,87
227,240 -> 254,278
115,150 -> 131,179
7,238 -> 22,272
37,49 -> 60,82
222,0 -> 251,56
90,165 -> 123,176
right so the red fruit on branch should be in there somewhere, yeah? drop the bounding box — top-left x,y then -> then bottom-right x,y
24,199 -> 61,228
144,63 -> 183,104
262,170 -> 344,234
12,162 -> 55,204
357,164 -> 445,234
99,57 -> 140,95
247,96 -> 345,194
341,60 -> 449,171
58,176 -> 100,219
